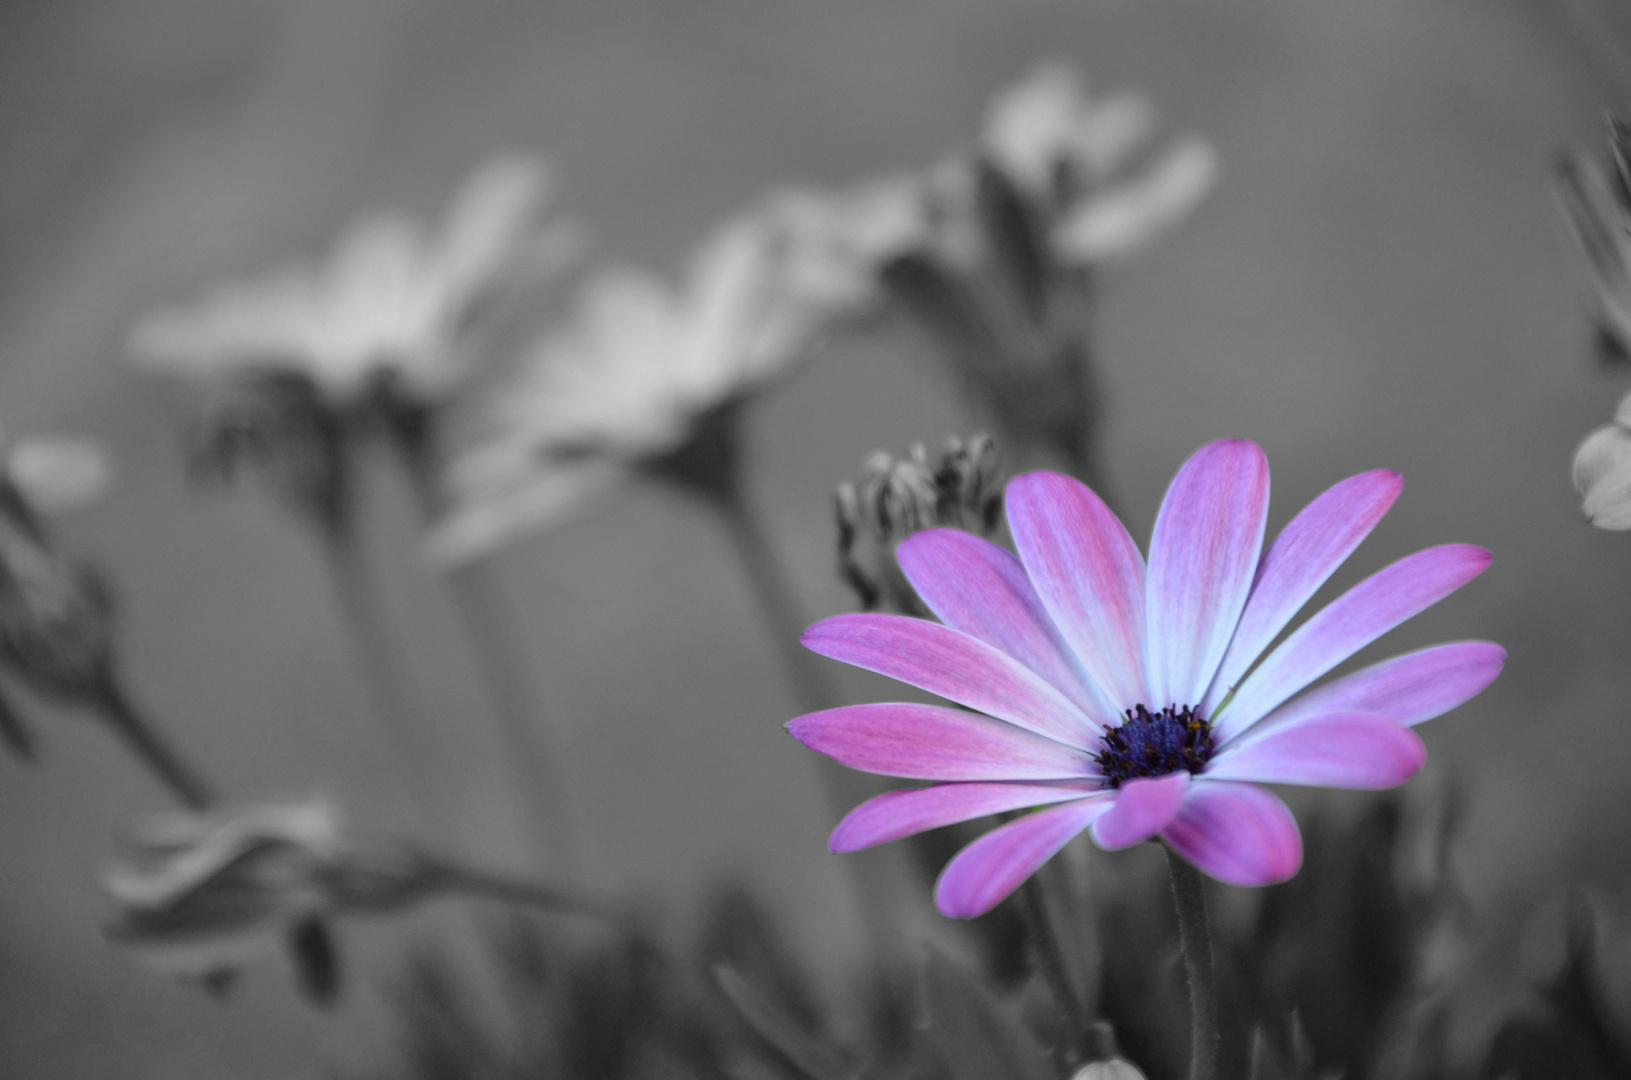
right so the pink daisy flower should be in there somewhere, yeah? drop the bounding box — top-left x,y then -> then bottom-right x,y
788,439 -> 1502,918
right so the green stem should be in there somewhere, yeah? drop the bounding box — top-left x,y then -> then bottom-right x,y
91,675 -> 215,810
1165,846 -> 1218,1080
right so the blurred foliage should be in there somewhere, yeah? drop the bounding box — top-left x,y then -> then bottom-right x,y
346,783 -> 1631,1080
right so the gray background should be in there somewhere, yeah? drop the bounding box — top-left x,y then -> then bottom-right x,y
1,0 -> 1628,1075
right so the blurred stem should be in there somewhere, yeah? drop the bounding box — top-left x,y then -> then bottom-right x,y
1019,872 -> 1086,1068
426,858 -> 624,924
321,526 -> 447,835
1165,846 -> 1218,1080
396,429 -> 583,875
90,673 -> 214,810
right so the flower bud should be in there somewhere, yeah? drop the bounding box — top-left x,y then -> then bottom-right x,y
1573,390 -> 1631,529
103,800 -> 434,983
834,433 -> 1003,614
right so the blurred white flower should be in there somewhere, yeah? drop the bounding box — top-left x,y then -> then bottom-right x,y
103,799 -> 429,980
130,155 -> 576,404
977,59 -> 1219,265
5,435 -> 111,514
1557,117 -> 1631,359
430,185 -> 907,563
1574,390 -> 1631,529
1070,1060 -> 1148,1080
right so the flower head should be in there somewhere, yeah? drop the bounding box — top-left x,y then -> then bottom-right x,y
103,800 -> 433,983
789,440 -> 1501,917
1573,390 -> 1631,529
130,155 -> 572,405
431,183 -> 912,563
919,60 -> 1219,274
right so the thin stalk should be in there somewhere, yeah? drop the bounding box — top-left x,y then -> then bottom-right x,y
397,440 -> 582,874
1164,846 -> 1219,1080
1018,873 -> 1086,1069
91,675 -> 215,810
426,859 -> 624,924
444,561 -> 582,873
711,487 -> 837,711
321,528 -> 447,835
703,479 -> 914,974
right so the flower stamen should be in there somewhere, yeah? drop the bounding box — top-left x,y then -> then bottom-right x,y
1093,704 -> 1214,789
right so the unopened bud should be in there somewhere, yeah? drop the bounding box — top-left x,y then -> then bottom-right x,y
104,800 -> 434,985
833,434 -> 1004,614
0,515 -> 114,700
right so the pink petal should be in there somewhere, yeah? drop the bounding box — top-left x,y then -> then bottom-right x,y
1202,470 -> 1402,717
1005,472 -> 1148,712
1160,781 -> 1302,886
1204,711 -> 1426,789
802,613 -> 1097,746
1145,440 -> 1269,709
1090,771 -> 1191,850
934,799 -> 1111,918
787,703 -> 1094,780
1239,641 -> 1505,740
897,529 -> 1112,727
1210,544 -> 1492,743
830,781 -> 1106,852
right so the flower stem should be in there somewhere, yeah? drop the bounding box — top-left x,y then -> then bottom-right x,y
396,435 -> 583,874
1019,872 -> 1087,1068
1164,845 -> 1219,1080
444,560 -> 583,873
320,527 -> 447,834
90,674 -> 215,810
425,858 -> 624,924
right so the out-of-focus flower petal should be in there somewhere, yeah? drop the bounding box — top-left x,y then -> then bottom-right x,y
8,437 -> 112,513
437,155 -> 554,298
1052,137 -> 1220,262
1574,398 -> 1631,529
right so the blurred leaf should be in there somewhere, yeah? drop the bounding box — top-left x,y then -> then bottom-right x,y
1482,898 -> 1631,1080
879,253 -> 1003,372
714,964 -> 858,1080
698,883 -> 823,1034
287,916 -> 340,1006
0,683 -> 37,762
918,946 -> 1052,1080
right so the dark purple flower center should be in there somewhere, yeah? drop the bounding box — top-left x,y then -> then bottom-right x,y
1093,704 -> 1215,789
